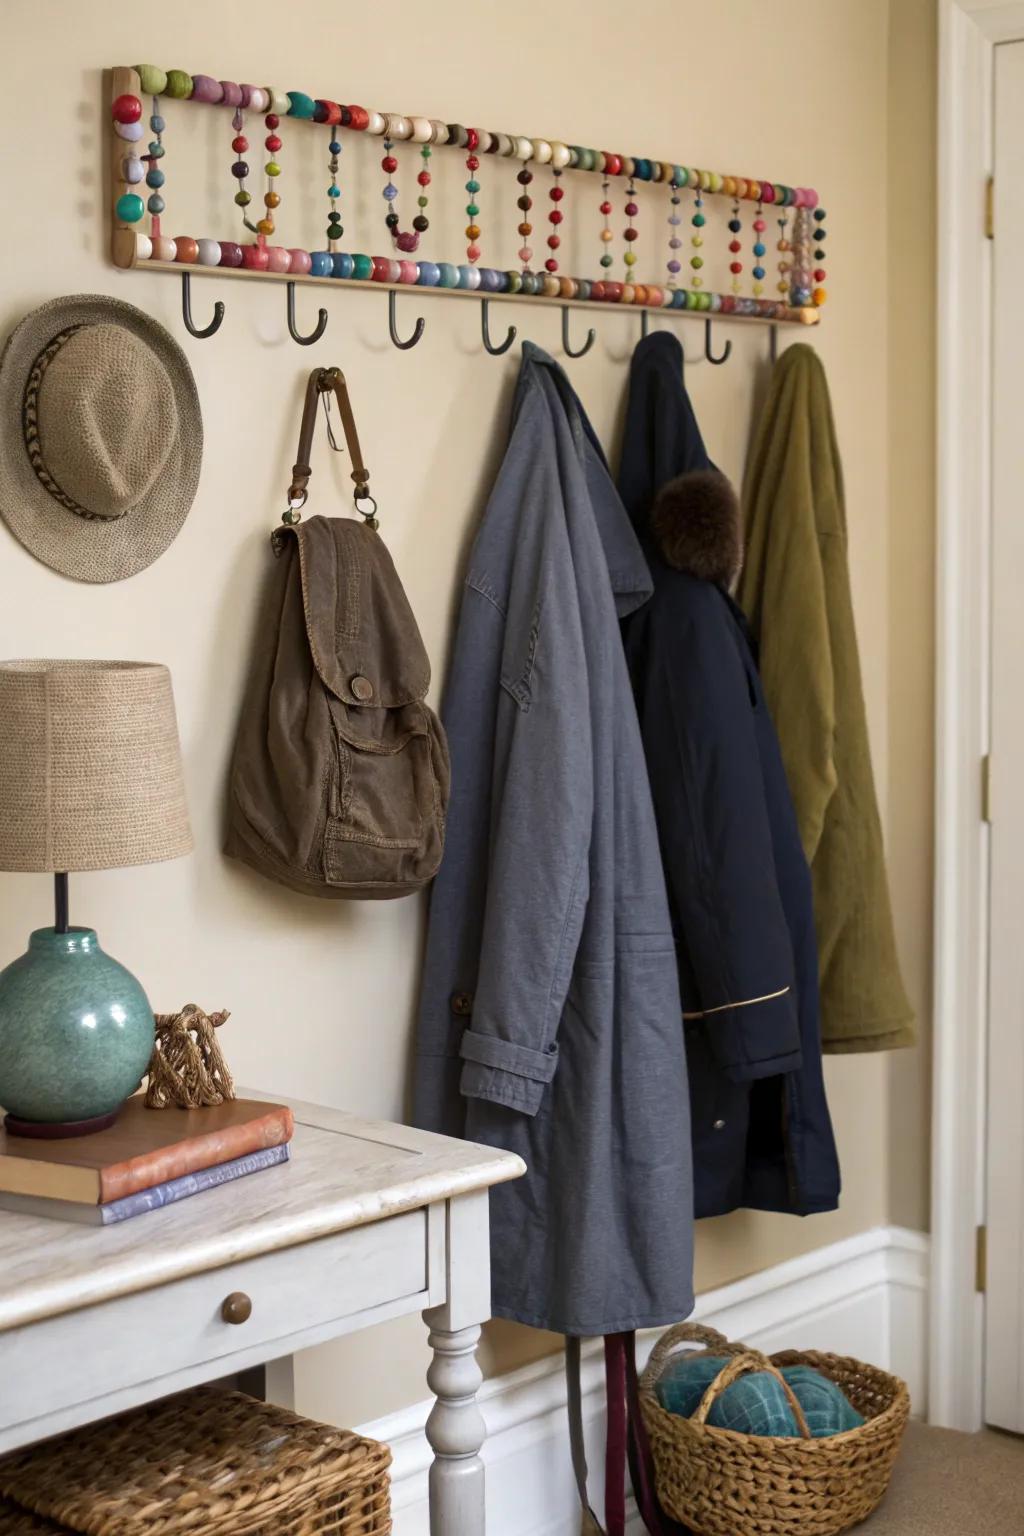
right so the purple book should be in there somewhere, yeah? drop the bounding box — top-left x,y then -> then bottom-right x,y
0,1143 -> 291,1226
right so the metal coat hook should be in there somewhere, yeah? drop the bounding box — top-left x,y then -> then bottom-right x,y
769,325 -> 779,365
561,307 -> 596,359
388,289 -> 426,350
704,319 -> 732,365
180,272 -> 224,339
286,281 -> 328,346
640,310 -> 651,339
481,299 -> 517,356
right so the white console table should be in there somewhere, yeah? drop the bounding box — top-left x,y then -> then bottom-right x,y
0,1098 -> 524,1535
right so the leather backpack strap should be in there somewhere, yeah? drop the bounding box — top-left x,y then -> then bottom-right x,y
283,367 -> 378,531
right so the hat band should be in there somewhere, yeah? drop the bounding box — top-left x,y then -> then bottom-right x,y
22,328 -> 129,523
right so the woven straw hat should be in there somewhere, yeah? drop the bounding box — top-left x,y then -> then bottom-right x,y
0,295 -> 202,583
0,660 -> 193,872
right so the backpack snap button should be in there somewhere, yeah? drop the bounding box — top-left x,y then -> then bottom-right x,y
450,992 -> 474,1016
350,674 -> 375,702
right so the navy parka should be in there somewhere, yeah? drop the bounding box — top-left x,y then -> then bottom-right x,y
619,332 -> 840,1219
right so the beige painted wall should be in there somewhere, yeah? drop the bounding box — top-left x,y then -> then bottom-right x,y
0,0 -> 929,1428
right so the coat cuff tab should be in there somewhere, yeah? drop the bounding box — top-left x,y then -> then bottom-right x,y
458,1029 -> 559,1116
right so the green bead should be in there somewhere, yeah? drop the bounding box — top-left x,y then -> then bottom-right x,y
135,64 -> 168,95
690,255 -> 703,269
421,145 -> 431,157
600,253 -> 613,267
692,212 -> 706,226
685,290 -> 700,309
624,250 -> 637,266
115,192 -> 145,223
352,253 -> 373,280
165,68 -> 192,98
417,195 -> 428,207
506,270 -> 522,293
235,190 -> 251,207
266,161 -> 281,177
148,142 -> 165,158
466,179 -> 480,194
287,91 -> 316,118
673,166 -> 688,187
466,203 -> 479,217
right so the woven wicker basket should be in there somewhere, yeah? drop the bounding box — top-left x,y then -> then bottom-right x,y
639,1323 -> 910,1536
0,1501 -> 72,1535
0,1388 -> 391,1536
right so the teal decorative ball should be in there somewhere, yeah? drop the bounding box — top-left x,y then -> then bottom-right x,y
0,928 -> 154,1125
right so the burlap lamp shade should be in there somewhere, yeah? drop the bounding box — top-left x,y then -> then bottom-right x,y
0,661 -> 192,1137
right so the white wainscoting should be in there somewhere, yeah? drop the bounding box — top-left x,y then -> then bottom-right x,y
359,1225 -> 929,1536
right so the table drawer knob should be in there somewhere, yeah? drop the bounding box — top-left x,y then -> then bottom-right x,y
221,1291 -> 253,1325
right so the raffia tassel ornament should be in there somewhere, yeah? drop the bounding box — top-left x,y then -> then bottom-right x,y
146,1004 -> 235,1109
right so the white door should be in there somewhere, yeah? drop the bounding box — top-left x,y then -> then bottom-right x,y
986,36 -> 1024,1436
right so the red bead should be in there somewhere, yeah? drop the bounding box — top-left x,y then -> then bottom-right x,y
720,294 -> 737,313
814,267 -> 827,281
232,135 -> 248,153
382,156 -> 397,173
624,227 -> 638,242
545,258 -> 559,272
112,93 -> 142,124
466,128 -> 479,150
605,281 -> 624,302
265,134 -> 281,152
600,201 -> 612,216
417,170 -> 431,186
625,201 -> 638,217
348,105 -> 369,130
729,240 -> 741,253
467,155 -> 479,170
730,260 -> 743,273
549,209 -> 563,225
604,154 -> 622,176
550,185 -> 564,201
265,113 -> 279,128
318,99 -> 342,125
591,280 -> 607,301
547,235 -> 560,249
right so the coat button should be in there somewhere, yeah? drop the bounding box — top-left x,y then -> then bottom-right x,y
450,992 -> 474,1017
713,1119 -> 726,1131
350,675 -> 375,702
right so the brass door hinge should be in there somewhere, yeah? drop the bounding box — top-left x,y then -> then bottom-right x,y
982,754 -> 993,824
986,176 -> 995,240
976,1224 -> 987,1293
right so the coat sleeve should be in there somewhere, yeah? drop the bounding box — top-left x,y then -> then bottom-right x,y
456,562 -> 595,1119
627,591 -> 802,1083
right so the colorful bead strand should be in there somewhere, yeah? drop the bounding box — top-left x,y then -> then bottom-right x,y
112,91 -> 145,229
690,183 -> 705,289
230,105 -> 255,233
599,174 -> 614,276
666,174 -> 683,291
546,166 -> 563,274
382,137 -> 429,253
516,165 -> 534,271
776,208 -> 790,298
143,99 -> 173,259
623,176 -> 639,280
465,130 -> 481,264
790,206 -> 813,306
751,204 -> 767,297
260,110 -> 282,238
728,198 -> 743,295
327,131 -> 343,248
812,207 -> 828,305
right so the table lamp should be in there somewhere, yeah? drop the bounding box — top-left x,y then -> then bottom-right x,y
0,660 -> 192,1137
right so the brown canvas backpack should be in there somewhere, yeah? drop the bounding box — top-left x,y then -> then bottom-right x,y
226,368 -> 449,899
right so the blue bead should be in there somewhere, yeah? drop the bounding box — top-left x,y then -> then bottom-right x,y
150,114 -> 165,133
520,272 -> 539,296
332,252 -> 354,279
671,288 -> 687,308
479,267 -> 501,292
146,193 -> 165,214
753,242 -> 765,257
753,266 -> 766,280
146,168 -> 165,188
635,158 -> 652,180
383,183 -> 398,201
310,251 -> 333,276
437,262 -> 459,288
328,185 -> 340,199
576,279 -> 592,301
148,142 -> 164,158
457,265 -> 481,290
329,140 -> 342,154
417,261 -> 441,286
466,179 -> 480,194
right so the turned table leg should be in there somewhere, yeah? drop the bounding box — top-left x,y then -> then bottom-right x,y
422,1189 -> 492,1535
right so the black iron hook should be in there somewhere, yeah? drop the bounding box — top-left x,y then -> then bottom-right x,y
481,299 -> 517,356
640,310 -> 651,339
561,307 -> 596,359
388,289 -> 425,350
769,325 -> 779,365
180,272 -> 224,339
286,281 -> 328,346
704,318 -> 732,365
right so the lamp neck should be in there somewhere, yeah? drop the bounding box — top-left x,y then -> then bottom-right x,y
54,872 -> 69,934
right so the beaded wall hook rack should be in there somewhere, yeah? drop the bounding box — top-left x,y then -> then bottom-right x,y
109,65 -> 828,355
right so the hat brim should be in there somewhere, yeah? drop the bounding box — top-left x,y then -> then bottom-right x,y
0,294 -> 203,583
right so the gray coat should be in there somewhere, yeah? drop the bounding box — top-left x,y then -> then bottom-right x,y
414,345 -> 694,1336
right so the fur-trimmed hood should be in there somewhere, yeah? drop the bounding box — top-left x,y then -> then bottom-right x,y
650,468 -> 743,589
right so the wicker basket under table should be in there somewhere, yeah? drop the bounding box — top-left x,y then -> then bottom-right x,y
639,1323 -> 910,1536
0,1388 -> 391,1536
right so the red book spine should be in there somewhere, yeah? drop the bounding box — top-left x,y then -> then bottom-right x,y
98,1109 -> 295,1203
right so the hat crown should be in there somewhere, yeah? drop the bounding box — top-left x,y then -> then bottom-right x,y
37,325 -> 178,519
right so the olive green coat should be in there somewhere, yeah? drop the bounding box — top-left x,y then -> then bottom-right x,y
738,345 -> 915,1053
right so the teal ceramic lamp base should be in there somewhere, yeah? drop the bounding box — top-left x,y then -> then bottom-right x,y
0,920 -> 155,1139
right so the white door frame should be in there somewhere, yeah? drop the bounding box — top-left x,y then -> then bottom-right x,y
933,0 -> 1024,1431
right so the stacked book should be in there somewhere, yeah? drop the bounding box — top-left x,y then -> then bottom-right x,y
0,1097 -> 293,1225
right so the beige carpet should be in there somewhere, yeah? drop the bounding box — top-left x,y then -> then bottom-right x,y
857,1420 -> 1024,1534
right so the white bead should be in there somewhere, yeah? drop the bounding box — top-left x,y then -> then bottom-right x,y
514,135 -> 533,161
430,119 -> 449,144
248,87 -> 269,111
135,233 -> 153,261
410,116 -> 433,143
477,130 -> 493,153
550,142 -> 571,170
496,133 -> 515,157
366,110 -> 386,135
122,155 -> 144,184
114,120 -> 143,142
269,88 -> 291,115
532,139 -> 552,164
197,239 -> 221,266
387,114 -> 412,140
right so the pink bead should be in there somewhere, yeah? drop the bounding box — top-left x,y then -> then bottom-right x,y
243,243 -> 270,271
804,188 -> 819,209
467,245 -> 481,262
244,85 -> 269,111
605,281 -> 623,302
372,256 -> 400,282
645,285 -> 663,306
151,235 -> 176,262
518,246 -> 532,263
267,246 -> 292,273
753,218 -> 766,232
220,81 -> 243,107
190,75 -> 223,104
288,249 -> 312,275
399,259 -> 419,284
